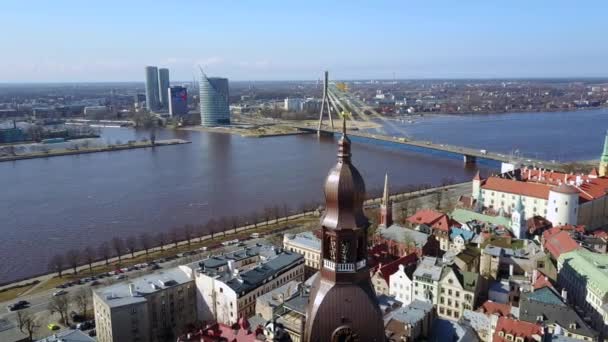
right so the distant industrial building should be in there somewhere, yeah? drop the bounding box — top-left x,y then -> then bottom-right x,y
83,105 -> 109,118
199,72 -> 230,126
168,86 -> 188,117
158,68 -> 170,110
284,97 -> 303,112
145,66 -> 160,111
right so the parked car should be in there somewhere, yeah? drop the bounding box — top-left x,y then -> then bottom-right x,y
114,274 -> 127,280
52,290 -> 67,297
89,280 -> 101,287
88,329 -> 97,337
77,321 -> 94,330
47,323 -> 60,331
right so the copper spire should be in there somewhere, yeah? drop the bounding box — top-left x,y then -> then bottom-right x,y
338,114 -> 351,162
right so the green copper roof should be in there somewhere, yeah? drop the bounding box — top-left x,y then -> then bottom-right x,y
525,287 -> 565,306
601,130 -> 608,161
451,208 -> 511,228
559,249 -> 608,297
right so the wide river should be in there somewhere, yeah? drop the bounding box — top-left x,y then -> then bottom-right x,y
1,108 -> 607,283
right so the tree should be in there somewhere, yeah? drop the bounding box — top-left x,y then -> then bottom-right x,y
48,254 -> 65,278
283,203 -> 290,222
218,217 -> 230,236
139,233 -> 152,258
82,246 -> 96,275
155,232 -> 167,251
272,205 -> 281,224
169,227 -> 180,248
196,224 -> 206,242
72,287 -> 91,318
231,216 -> 239,234
434,190 -> 443,210
48,294 -> 70,325
250,212 -> 259,228
65,249 -> 81,275
206,219 -> 217,240
183,225 -> 193,246
264,207 -> 273,226
125,236 -> 137,258
111,237 -> 125,263
98,241 -> 111,266
399,199 -> 410,222
17,310 -> 39,340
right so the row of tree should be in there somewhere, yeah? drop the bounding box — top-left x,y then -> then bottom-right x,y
47,202 -> 323,278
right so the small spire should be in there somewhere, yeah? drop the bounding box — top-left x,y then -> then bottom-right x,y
473,170 -> 481,181
383,173 -> 390,205
342,113 -> 347,135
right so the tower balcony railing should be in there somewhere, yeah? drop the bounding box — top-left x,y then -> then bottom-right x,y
323,259 -> 357,272
356,259 -> 366,270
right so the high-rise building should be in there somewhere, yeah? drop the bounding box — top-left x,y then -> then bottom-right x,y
144,66 -> 160,111
168,86 -> 188,117
199,72 -> 230,126
304,118 -> 385,341
158,68 -> 170,110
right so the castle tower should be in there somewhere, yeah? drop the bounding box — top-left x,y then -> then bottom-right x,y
546,184 -> 579,226
472,170 -> 482,200
511,196 -> 527,239
599,130 -> 608,177
379,173 -> 393,227
304,117 -> 384,342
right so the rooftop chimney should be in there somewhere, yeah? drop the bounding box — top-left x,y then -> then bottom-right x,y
129,283 -> 136,296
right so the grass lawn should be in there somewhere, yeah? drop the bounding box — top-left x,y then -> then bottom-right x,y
0,283 -> 37,302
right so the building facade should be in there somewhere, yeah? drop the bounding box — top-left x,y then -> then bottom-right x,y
145,66 -> 160,111
194,251 -> 305,325
158,68 -> 170,110
436,267 -> 480,320
93,266 -> 197,342
199,73 -> 230,126
283,231 -> 321,270
168,86 -> 188,117
389,264 -> 415,306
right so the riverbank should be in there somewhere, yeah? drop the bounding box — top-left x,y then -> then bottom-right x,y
0,181 -> 468,297
0,139 -> 191,162
181,124 -> 311,138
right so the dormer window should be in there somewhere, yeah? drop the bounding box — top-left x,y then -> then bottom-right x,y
569,323 -> 577,329
537,315 -> 543,322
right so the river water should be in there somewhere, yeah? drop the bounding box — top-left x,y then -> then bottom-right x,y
1,108 -> 607,283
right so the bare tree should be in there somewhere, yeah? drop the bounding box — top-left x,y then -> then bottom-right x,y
231,216 -> 239,234
283,203 -> 290,222
98,241 -> 111,266
169,227 -> 180,248
65,249 -> 81,275
139,233 -> 152,258
264,207 -> 273,225
434,190 -> 443,210
82,246 -> 96,275
399,200 -> 410,223
48,294 -> 70,324
196,224 -> 206,242
272,205 -> 281,224
125,236 -> 137,258
155,232 -> 167,251
111,237 -> 125,263
48,254 -> 65,278
250,212 -> 259,228
204,219 -> 216,240
17,310 -> 39,340
183,225 -> 193,246
72,287 -> 91,318
219,217 -> 230,236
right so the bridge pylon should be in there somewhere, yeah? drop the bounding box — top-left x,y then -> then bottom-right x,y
317,70 -> 334,136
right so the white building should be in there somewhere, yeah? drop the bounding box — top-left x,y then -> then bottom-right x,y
284,98 -> 303,112
412,257 -> 443,304
93,266 -> 197,342
389,264 -> 415,306
193,251 -> 305,325
472,167 -> 608,229
283,231 -> 321,269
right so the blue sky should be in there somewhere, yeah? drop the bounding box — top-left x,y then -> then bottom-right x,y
1,1 -> 607,82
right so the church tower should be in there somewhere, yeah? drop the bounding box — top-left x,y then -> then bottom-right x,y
511,196 -> 527,239
379,173 -> 393,227
304,118 -> 384,342
599,130 -> 608,177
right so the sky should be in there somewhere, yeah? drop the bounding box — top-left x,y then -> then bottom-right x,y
1,1 -> 608,82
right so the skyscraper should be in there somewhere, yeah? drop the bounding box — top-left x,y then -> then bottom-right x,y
158,68 -> 170,110
168,86 -> 188,117
199,71 -> 230,126
304,118 -> 384,342
144,66 -> 160,111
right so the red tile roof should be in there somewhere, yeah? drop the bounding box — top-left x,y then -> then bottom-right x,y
478,300 -> 512,317
493,317 -> 543,342
543,229 -> 579,259
406,209 -> 460,232
532,271 -> 554,290
526,216 -> 552,234
177,322 -> 263,342
481,169 -> 608,203
373,253 -> 418,284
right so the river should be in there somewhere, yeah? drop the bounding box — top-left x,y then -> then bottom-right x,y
1,108 -> 607,283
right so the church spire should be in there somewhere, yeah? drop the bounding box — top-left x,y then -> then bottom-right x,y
600,130 -> 608,177
380,172 -> 393,227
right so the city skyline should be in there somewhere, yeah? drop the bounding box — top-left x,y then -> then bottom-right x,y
1,1 -> 608,82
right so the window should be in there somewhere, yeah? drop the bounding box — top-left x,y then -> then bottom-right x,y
219,288 -> 223,293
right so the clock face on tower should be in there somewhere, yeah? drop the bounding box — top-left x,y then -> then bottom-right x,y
332,326 -> 359,342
